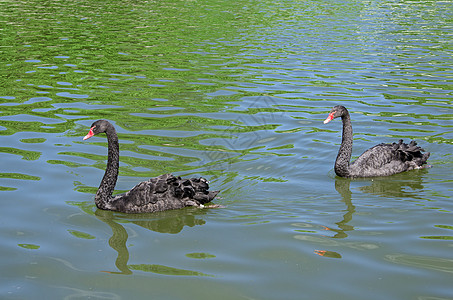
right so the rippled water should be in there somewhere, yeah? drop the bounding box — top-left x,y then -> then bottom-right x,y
1,0 -> 453,299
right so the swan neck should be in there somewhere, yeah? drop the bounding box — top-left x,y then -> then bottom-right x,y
335,113 -> 353,177
95,126 -> 119,209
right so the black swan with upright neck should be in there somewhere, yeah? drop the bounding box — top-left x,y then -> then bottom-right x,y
83,120 -> 219,213
323,105 -> 430,178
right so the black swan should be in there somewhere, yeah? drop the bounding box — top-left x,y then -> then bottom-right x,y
323,105 -> 430,178
83,120 -> 219,213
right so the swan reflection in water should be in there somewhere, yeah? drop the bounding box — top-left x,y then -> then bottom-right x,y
315,170 -> 428,258
331,169 -> 428,236
329,178 -> 356,239
355,169 -> 429,199
93,208 -> 212,275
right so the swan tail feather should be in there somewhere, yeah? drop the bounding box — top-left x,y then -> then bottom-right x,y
393,140 -> 430,167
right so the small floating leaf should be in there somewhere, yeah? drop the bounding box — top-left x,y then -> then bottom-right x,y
315,249 -> 342,258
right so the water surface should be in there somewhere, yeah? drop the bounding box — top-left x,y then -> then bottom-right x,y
1,0 -> 452,299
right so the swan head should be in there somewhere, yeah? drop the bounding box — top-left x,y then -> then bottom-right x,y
323,105 -> 348,124
83,119 -> 113,140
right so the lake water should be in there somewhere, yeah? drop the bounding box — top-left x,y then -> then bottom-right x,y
1,0 -> 452,299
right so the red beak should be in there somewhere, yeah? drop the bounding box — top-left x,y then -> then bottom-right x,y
323,112 -> 335,124
83,127 -> 95,140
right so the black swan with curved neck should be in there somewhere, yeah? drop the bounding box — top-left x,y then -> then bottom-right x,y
323,105 -> 430,178
83,120 -> 219,213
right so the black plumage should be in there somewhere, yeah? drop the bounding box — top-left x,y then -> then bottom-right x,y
83,120 -> 219,213
324,105 -> 430,178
